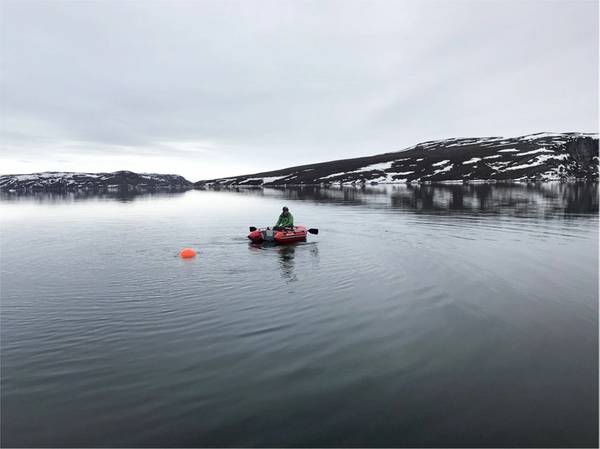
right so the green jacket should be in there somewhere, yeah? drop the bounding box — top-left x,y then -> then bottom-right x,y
275,212 -> 294,227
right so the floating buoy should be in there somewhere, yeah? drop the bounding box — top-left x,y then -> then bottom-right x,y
180,248 -> 197,259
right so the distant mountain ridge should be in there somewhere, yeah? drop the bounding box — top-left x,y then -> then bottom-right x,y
196,132 -> 599,186
0,170 -> 191,192
1,133 -> 598,192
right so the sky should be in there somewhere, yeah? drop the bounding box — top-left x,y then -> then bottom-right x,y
0,0 -> 598,181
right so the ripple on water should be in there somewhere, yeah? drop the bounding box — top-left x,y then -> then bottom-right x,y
1,184 -> 598,447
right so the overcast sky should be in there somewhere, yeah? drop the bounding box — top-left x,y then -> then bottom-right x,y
1,0 -> 597,181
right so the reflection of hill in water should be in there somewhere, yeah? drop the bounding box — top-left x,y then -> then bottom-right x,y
0,190 -> 187,204
228,183 -> 599,217
2,184 -> 597,217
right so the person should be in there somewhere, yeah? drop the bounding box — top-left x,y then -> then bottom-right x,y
274,206 -> 294,230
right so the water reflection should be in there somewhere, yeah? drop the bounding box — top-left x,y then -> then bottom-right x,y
387,183 -> 599,216
2,183 -> 596,217
0,183 -> 598,218
277,245 -> 297,283
248,243 -> 297,282
1,181 -> 597,448
0,190 -> 187,204
219,183 -> 598,218
248,242 -> 321,283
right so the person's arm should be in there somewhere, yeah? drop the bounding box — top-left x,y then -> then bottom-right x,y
275,215 -> 282,227
288,213 -> 294,227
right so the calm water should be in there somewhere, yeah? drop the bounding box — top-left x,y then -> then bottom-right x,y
1,183 -> 598,447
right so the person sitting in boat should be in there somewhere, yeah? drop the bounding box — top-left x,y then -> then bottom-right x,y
274,206 -> 294,230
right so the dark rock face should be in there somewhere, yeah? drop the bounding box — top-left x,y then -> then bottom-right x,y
196,133 -> 598,186
0,171 -> 192,192
563,137 -> 598,164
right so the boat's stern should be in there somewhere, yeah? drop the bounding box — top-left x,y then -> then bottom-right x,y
247,229 -> 263,242
248,228 -> 277,243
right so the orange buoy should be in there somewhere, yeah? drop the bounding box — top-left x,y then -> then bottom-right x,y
180,248 -> 197,259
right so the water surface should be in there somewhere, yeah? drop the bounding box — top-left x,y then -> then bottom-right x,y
1,183 -> 598,447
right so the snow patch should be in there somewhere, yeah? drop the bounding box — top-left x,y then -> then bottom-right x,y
358,161 -> 394,171
488,161 -> 511,170
520,132 -> 571,140
15,175 -> 39,181
504,154 -> 569,171
504,162 -> 543,171
535,154 -> 569,163
433,164 -> 453,174
261,175 -> 290,184
514,148 -> 554,156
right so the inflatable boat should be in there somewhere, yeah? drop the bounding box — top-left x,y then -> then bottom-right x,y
248,226 -> 318,244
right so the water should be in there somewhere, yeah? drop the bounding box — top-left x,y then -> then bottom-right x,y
1,183 -> 598,447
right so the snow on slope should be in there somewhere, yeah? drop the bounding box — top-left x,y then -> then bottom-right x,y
197,132 -> 598,186
2,133 -> 597,192
0,171 -> 192,192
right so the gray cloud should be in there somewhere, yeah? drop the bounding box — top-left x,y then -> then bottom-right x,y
1,0 -> 597,180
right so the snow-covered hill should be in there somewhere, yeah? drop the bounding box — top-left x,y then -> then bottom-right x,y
2,133 -> 597,191
0,171 -> 192,192
196,132 -> 598,186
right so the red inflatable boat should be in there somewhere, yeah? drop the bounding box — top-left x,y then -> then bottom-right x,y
248,225 -> 318,244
